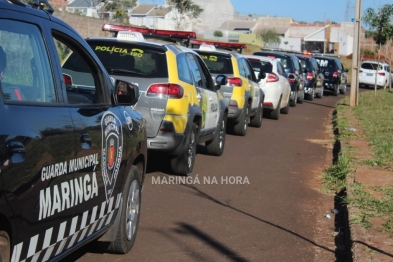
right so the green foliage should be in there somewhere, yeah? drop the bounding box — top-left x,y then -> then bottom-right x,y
363,4 -> 393,48
360,48 -> 376,56
112,8 -> 129,21
106,0 -> 137,11
213,30 -> 223,38
257,28 -> 281,46
167,0 -> 204,30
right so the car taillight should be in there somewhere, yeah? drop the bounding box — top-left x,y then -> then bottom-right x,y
359,69 -> 363,73
333,71 -> 339,78
63,74 -> 72,85
306,72 -> 313,81
287,73 -> 296,83
228,77 -> 242,86
147,83 -> 184,98
266,73 -> 279,83
378,72 -> 385,76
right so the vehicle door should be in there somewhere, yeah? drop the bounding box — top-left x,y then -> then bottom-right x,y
49,27 -> 118,250
292,56 -> 304,92
241,58 -> 261,110
311,58 -> 324,88
186,53 -> 218,136
276,61 -> 291,105
0,16 -> 76,262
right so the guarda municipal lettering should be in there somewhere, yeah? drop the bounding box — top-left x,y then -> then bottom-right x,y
39,153 -> 99,221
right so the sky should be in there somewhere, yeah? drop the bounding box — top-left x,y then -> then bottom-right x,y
144,0 -> 391,26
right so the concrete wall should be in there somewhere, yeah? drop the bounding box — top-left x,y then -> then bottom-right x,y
54,11 -> 114,38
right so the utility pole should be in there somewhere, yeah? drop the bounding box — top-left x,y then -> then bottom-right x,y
350,0 -> 362,106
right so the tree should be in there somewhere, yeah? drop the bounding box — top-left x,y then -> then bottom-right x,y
214,30 -> 223,40
167,0 -> 204,30
257,28 -> 281,48
363,4 -> 393,95
98,0 -> 137,21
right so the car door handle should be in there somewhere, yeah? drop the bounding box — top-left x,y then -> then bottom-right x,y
7,141 -> 26,164
80,132 -> 91,150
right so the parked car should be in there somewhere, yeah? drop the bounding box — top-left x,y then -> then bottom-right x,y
313,54 -> 348,96
296,54 -> 325,99
253,50 -> 305,107
242,54 -> 291,120
359,61 -> 391,89
87,25 -> 229,176
193,42 -> 264,136
0,1 -> 147,261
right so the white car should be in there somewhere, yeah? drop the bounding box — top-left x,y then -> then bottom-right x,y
359,61 -> 391,88
243,55 -> 291,120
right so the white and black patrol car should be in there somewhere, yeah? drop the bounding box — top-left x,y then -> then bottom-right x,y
0,0 -> 147,261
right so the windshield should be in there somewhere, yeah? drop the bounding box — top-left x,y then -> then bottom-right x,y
87,41 -> 168,78
196,52 -> 234,74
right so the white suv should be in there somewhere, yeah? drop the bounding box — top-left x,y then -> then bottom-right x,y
359,61 -> 391,88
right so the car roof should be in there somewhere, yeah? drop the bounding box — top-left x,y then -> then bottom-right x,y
241,54 -> 275,62
193,47 -> 239,58
362,60 -> 389,65
86,36 -> 198,55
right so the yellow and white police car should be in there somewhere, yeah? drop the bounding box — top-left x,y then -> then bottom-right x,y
0,1 -> 147,261
192,41 -> 264,136
86,25 -> 229,176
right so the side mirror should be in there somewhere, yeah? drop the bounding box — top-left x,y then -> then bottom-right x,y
344,68 -> 349,73
215,75 -> 228,90
258,72 -> 266,81
115,80 -> 139,105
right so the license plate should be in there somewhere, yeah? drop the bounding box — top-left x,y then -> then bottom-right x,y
366,73 -> 373,76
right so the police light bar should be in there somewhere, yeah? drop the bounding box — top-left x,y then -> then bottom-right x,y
117,31 -> 145,41
102,24 -> 196,46
191,39 -> 247,53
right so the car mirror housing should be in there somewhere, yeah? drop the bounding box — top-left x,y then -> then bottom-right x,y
258,72 -> 266,81
215,75 -> 228,90
115,80 -> 140,105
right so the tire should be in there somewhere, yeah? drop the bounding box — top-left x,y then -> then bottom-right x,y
205,114 -> 227,156
170,123 -> 197,176
280,95 -> 290,114
316,86 -> 323,98
270,96 -> 281,120
289,91 -> 297,107
233,106 -> 249,136
333,84 -> 339,96
339,84 -> 346,94
0,231 -> 10,262
107,165 -> 141,254
298,90 -> 304,104
307,88 -> 314,101
249,102 -> 262,128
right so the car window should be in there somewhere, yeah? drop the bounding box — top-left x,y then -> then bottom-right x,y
361,62 -> 380,70
315,58 -> 336,70
310,58 -> 319,71
292,56 -> 300,72
237,57 -> 247,78
193,53 -> 215,91
277,62 -> 285,76
0,19 -> 56,103
88,41 -> 168,78
195,52 -> 233,74
177,53 -> 193,84
240,58 -> 254,81
186,53 -> 206,88
54,33 -> 102,104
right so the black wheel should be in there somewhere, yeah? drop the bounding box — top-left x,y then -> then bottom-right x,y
280,95 -> 290,114
233,106 -> 249,136
298,90 -> 304,104
250,102 -> 262,128
316,86 -> 324,98
270,96 -> 281,120
0,231 -> 10,262
170,123 -> 197,176
107,165 -> 141,254
333,84 -> 339,96
289,91 -> 297,107
308,88 -> 314,101
206,114 -> 227,156
339,84 -> 346,94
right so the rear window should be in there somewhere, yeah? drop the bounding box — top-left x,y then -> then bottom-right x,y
361,62 -> 381,70
254,52 -> 293,72
314,58 -> 337,70
196,52 -> 233,74
87,41 -> 168,78
247,59 -> 272,74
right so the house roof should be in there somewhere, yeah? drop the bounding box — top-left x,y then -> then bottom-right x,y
130,4 -> 169,16
67,0 -> 100,8
218,20 -> 258,31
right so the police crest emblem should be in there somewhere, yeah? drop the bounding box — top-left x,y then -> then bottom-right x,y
101,112 -> 123,201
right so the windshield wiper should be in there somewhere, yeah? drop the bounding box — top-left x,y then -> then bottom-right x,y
110,68 -> 147,76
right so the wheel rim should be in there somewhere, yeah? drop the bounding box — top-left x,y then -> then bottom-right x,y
187,129 -> 196,171
126,180 -> 140,241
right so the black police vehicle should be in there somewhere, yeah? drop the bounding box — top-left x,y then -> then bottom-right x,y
253,50 -> 305,107
296,54 -> 325,100
0,0 -> 147,261
313,54 -> 348,96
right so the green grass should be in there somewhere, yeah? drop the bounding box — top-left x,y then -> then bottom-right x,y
328,88 -> 393,236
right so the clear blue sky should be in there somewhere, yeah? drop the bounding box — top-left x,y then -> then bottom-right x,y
144,0 -> 391,25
